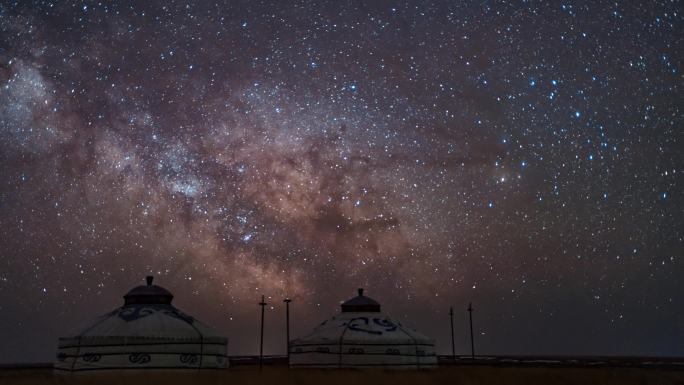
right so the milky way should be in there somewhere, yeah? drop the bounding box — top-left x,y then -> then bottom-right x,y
0,1 -> 682,361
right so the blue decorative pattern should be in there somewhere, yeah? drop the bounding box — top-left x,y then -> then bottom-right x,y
179,353 -> 198,364
128,353 -> 151,364
82,353 -> 102,362
348,317 -> 398,335
372,318 -> 398,332
118,306 -> 155,322
117,305 -> 195,323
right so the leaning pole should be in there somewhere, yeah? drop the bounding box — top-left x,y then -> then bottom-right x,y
449,306 -> 455,358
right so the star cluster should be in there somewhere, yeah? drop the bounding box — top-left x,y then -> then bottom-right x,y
0,1 -> 681,361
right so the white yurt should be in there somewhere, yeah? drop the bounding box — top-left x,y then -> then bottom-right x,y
55,276 -> 228,371
289,288 -> 437,369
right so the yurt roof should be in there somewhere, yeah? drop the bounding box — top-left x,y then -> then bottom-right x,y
292,288 -> 434,345
60,276 -> 226,343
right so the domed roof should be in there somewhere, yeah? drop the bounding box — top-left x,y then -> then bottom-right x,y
123,276 -> 173,305
341,288 -> 381,312
290,288 -> 437,369
55,276 -> 228,371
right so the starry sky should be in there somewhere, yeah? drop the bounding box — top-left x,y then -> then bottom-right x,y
0,1 -> 682,363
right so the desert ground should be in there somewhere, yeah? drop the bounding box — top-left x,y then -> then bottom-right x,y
2,357 -> 683,385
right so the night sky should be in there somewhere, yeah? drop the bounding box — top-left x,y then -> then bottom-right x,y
0,1 -> 682,363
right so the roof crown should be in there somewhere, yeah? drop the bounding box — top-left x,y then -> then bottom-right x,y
341,288 -> 381,312
123,275 -> 174,305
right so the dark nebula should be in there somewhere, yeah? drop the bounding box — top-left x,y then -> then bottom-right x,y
0,1 -> 681,362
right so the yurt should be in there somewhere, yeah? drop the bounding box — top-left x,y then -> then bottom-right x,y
55,276 -> 228,371
289,288 -> 437,369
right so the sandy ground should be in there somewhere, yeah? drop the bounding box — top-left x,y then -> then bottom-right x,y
1,365 -> 683,385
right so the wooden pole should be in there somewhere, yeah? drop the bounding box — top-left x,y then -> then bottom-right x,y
284,298 -> 291,362
467,302 -> 475,359
449,306 -> 455,359
259,295 -> 267,371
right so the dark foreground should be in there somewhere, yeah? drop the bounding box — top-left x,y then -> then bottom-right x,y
2,356 -> 683,385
